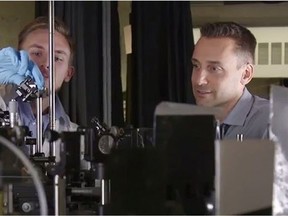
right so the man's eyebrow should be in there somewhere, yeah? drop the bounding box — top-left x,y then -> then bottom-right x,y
27,44 -> 68,57
192,59 -> 222,65
55,50 -> 68,56
191,58 -> 199,63
28,44 -> 44,50
207,60 -> 221,65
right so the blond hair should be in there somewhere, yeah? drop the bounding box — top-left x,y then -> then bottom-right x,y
18,16 -> 74,64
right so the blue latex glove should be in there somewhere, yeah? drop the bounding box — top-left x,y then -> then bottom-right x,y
0,47 -> 44,89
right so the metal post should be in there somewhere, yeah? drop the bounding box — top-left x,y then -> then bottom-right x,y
8,99 -> 19,128
36,96 -> 43,153
54,175 -> 59,216
48,2 -> 59,216
48,0 -> 56,157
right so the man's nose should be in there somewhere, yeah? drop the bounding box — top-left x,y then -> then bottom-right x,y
194,69 -> 208,86
38,64 -> 50,79
39,56 -> 49,68
39,64 -> 49,72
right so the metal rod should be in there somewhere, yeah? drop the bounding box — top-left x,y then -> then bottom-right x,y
36,96 -> 43,153
8,184 -> 13,214
49,0 -> 56,157
8,99 -> 18,128
48,2 -> 59,215
32,144 -> 36,155
54,175 -> 59,216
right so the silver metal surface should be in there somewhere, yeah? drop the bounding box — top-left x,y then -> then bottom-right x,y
71,187 -> 100,196
101,179 -> 110,205
3,184 -> 12,214
6,184 -> 13,214
215,139 -> 274,215
8,99 -> 18,128
36,96 -> 43,153
236,134 -> 243,142
54,174 -> 59,216
49,0 -> 56,157
49,2 -> 59,216
58,177 -> 66,215
270,85 -> 288,215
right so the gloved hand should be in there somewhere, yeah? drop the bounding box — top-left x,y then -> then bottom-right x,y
0,47 -> 44,89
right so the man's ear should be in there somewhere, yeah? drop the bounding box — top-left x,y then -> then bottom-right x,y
240,63 -> 253,85
64,66 -> 75,82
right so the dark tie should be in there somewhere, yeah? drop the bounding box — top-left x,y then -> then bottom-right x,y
220,123 -> 230,139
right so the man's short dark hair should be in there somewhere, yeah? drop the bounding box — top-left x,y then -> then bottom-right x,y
200,22 -> 257,65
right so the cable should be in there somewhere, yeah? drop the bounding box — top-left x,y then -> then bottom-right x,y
0,136 -> 48,215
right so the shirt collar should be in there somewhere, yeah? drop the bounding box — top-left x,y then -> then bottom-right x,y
17,95 -> 70,127
223,87 -> 254,126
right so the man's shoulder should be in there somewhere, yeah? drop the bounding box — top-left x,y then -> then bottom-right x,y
249,94 -> 270,121
56,114 -> 78,131
68,120 -> 78,131
253,94 -> 270,109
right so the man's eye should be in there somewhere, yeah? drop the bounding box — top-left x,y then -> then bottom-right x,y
208,65 -> 222,73
192,63 -> 200,69
31,51 -> 41,57
55,56 -> 63,62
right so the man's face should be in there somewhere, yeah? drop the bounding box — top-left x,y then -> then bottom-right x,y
191,37 -> 247,110
20,28 -> 74,91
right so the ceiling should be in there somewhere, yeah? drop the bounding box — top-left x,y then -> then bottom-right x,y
190,1 -> 288,27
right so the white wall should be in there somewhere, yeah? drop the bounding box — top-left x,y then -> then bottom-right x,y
0,2 -> 35,48
0,2 -> 35,97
